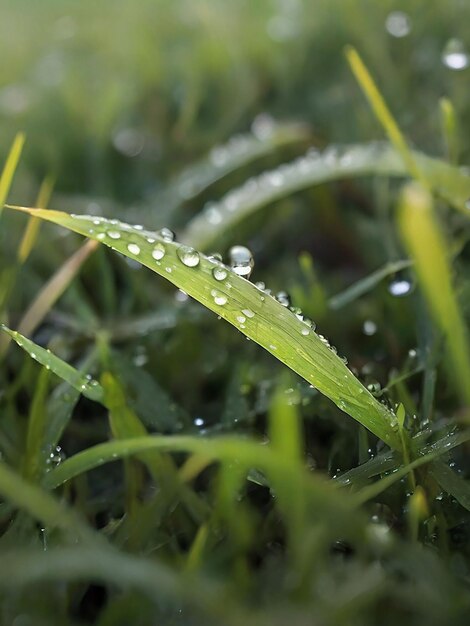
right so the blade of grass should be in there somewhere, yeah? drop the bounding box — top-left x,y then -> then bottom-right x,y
429,460 -> 470,512
352,434 -> 470,506
5,206 -> 401,448
168,119 -> 309,205
344,46 -> 423,183
0,132 -> 25,220
268,377 -> 303,464
181,143 -> 470,249
17,175 -> 54,263
0,325 -> 104,403
398,183 -> 470,406
328,259 -> 412,310
0,460 -> 98,544
0,546 -> 221,615
439,97 -> 459,165
42,434 -> 341,499
17,238 -> 98,337
22,367 -> 50,481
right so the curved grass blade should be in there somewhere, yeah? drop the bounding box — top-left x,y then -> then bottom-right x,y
345,47 -> 422,182
0,460 -> 98,544
17,238 -> 98,337
168,119 -> 309,206
398,183 -> 470,406
0,132 -> 25,220
42,434 -> 354,518
0,546 -> 220,614
429,460 -> 470,512
181,142 -> 470,249
328,259 -> 412,310
1,325 -> 104,403
6,206 -> 401,448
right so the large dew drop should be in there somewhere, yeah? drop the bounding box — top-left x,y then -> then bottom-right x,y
212,290 -> 228,306
152,243 -> 166,261
442,39 -> 469,71
388,278 -> 412,297
177,245 -> 200,267
385,11 -> 411,38
158,227 -> 176,242
229,245 -> 254,278
212,266 -> 228,281
127,243 -> 141,256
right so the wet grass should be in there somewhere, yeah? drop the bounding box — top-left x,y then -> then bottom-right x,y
1,1 -> 470,625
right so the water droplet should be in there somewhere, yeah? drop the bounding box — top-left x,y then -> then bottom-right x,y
276,291 -> 291,307
207,252 -> 223,263
177,245 -> 200,267
301,327 -> 310,336
165,266 -> 172,273
205,205 -> 223,224
212,291 -> 227,306
212,266 -> 228,281
367,382 -> 381,394
96,232 -> 106,240
241,308 -> 255,318
363,320 -> 377,336
236,315 -> 246,324
194,417 -> 205,427
112,127 -> 145,157
388,278 -> 412,297
303,318 -> 316,331
152,243 -> 166,261
251,113 -> 275,140
107,231 -> 121,240
127,243 -> 141,256
159,227 -> 175,242
210,146 -> 228,167
385,11 -> 411,37
442,39 -> 469,70
229,245 -> 254,278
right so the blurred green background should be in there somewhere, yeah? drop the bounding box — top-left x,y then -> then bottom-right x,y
2,2 -> 470,625
2,0 -> 469,203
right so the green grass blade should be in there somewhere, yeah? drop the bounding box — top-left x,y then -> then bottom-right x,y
44,350 -> 99,450
0,546 -> 219,613
22,367 -> 50,481
17,175 -> 54,263
168,119 -> 309,205
181,143 -> 470,249
439,97 -> 459,165
6,206 -> 401,448
429,460 -> 470,512
17,238 -> 98,337
398,183 -> 470,406
328,259 -> 412,310
345,47 -> 422,183
0,132 -> 25,220
0,325 -> 104,403
41,435 -> 328,493
0,460 -> 97,543
268,378 -> 303,463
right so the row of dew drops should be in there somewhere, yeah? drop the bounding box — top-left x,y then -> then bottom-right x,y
68,213 -> 344,359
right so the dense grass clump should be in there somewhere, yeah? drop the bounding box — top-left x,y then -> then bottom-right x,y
1,2 -> 470,625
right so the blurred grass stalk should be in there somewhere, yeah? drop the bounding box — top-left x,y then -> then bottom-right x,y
398,182 -> 470,407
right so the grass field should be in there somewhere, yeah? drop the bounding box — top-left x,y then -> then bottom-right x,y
1,1 -> 470,624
